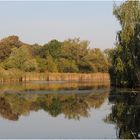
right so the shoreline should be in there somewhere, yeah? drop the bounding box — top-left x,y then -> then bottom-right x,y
0,72 -> 110,83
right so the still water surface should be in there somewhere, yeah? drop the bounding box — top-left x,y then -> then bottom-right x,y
0,81 -> 139,139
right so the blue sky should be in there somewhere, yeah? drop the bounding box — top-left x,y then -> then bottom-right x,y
0,1 -> 121,49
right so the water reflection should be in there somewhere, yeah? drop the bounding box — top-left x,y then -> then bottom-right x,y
0,81 -> 140,139
105,89 -> 140,139
0,82 -> 109,121
1,82 -> 139,139
0,81 -> 109,93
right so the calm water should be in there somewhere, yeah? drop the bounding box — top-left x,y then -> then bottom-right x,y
0,81 -> 139,139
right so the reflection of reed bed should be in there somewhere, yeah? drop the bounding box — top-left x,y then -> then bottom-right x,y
0,84 -> 25,94
22,82 -> 110,91
0,82 -> 110,93
0,91 -> 108,121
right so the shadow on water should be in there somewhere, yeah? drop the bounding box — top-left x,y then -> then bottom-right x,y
0,81 -> 109,121
105,88 -> 140,139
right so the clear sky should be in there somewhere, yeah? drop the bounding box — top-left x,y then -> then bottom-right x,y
0,1 -> 121,50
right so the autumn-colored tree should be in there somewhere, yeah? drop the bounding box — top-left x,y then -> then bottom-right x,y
0,36 -> 23,61
0,36 -> 110,73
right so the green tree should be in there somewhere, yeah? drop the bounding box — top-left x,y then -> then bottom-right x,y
87,48 -> 109,72
3,45 -> 37,72
35,57 -> 47,72
110,1 -> 140,87
46,40 -> 62,59
46,55 -> 58,72
61,38 -> 89,63
0,36 -> 110,73
39,40 -> 62,59
60,38 -> 109,73
58,58 -> 78,72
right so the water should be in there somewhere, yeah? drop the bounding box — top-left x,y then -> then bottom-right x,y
0,81 -> 139,139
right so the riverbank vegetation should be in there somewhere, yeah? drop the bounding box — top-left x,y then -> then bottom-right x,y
0,70 -> 109,83
0,36 -> 109,74
108,1 -> 140,87
1,0 -> 139,88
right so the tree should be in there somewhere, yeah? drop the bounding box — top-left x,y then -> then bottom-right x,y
0,36 -> 110,73
46,40 -> 62,59
110,1 -> 140,87
3,45 -> 37,72
61,38 -> 92,72
0,36 -> 23,62
60,38 -> 109,73
0,45 -> 12,62
46,55 -> 58,72
58,58 -> 78,73
35,57 -> 47,72
61,38 -> 89,64
87,48 -> 109,72
38,40 -> 62,59
0,35 -> 22,48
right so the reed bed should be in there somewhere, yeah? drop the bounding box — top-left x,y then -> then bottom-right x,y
22,72 -> 110,82
0,67 -> 110,83
0,68 -> 23,83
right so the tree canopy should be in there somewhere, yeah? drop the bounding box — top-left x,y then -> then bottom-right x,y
0,36 -> 109,73
109,1 -> 140,87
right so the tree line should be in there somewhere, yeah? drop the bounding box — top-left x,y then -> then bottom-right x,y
1,1 -> 139,88
0,36 -> 109,73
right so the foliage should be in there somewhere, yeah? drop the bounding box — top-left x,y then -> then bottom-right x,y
2,45 -> 37,72
0,36 -> 109,73
46,55 -> 58,72
109,1 -> 140,87
35,57 -> 47,72
45,40 -> 62,59
58,58 -> 78,72
0,36 -> 23,61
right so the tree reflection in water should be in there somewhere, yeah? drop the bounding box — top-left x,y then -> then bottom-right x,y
105,89 -> 140,139
0,91 -> 108,121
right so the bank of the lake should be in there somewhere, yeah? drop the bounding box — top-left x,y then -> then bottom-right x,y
0,72 -> 110,83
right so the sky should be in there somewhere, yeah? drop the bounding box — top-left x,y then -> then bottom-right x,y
0,1 -> 122,50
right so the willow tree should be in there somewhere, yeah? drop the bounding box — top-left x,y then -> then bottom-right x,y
110,1 -> 140,87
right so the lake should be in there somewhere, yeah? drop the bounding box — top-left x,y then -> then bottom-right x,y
0,81 -> 139,139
